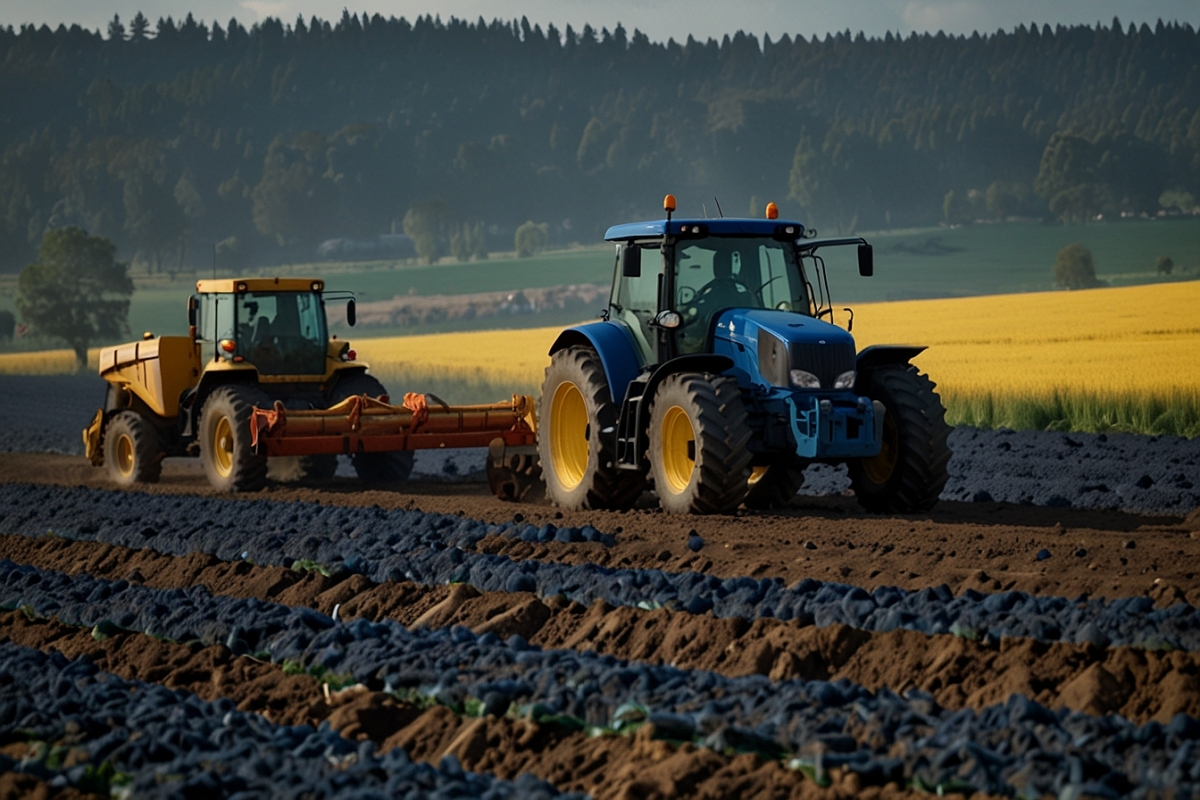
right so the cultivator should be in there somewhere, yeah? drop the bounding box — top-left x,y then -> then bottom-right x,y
250,392 -> 542,500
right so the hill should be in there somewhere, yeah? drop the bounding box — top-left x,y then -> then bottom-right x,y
0,14 -> 1196,274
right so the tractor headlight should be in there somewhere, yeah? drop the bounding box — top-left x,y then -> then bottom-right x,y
833,370 -> 857,389
790,369 -> 821,389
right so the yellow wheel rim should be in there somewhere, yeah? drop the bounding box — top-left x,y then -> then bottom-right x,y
748,465 -> 768,486
212,415 -> 234,478
115,433 -> 135,478
549,381 -> 589,491
660,405 -> 696,495
862,412 -> 899,485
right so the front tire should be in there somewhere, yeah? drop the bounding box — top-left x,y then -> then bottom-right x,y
199,384 -> 270,492
538,346 -> 645,510
103,411 -> 163,486
648,373 -> 752,514
848,366 -> 951,513
328,372 -> 414,484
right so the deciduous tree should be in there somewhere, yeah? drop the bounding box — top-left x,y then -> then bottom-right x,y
514,221 -> 548,257
1053,242 -> 1106,290
17,228 -> 134,368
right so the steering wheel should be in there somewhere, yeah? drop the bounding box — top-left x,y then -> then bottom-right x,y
756,275 -> 784,294
690,277 -> 752,306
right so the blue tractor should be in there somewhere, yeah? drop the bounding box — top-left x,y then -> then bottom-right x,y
538,195 -> 951,514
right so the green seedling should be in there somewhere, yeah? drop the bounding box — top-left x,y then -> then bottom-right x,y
290,559 -> 332,577
948,622 -> 980,641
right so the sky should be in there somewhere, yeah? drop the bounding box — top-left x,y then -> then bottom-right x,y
3,0 -> 1197,42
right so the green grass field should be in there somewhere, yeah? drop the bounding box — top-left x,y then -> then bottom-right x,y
1,217 -> 1196,344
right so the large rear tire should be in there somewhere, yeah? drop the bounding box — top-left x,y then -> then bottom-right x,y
848,366 -> 951,513
743,463 -> 806,510
648,373 -> 752,514
199,384 -> 270,492
328,372 -> 414,484
103,411 -> 163,486
538,346 -> 645,510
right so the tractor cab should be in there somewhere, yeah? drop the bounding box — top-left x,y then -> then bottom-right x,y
191,278 -> 351,378
612,224 -> 823,362
607,201 -> 873,367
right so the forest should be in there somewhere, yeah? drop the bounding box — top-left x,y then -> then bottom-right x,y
0,12 -> 1196,273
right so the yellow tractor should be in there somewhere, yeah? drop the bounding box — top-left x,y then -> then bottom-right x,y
83,277 -> 540,496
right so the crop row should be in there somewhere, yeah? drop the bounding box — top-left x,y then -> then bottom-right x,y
4,483 -> 1198,651
4,559 -> 1200,798
0,639 -> 575,799
9,531 -> 1200,725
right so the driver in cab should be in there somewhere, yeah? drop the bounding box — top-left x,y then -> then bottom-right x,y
677,248 -> 755,353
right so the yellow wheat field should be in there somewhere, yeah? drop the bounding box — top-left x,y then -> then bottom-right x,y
2,280 -> 1197,434
849,280 -> 1200,398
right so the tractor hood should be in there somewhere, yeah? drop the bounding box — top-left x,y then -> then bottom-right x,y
712,308 -> 858,392
713,308 -> 855,351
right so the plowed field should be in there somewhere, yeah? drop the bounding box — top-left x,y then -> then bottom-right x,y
1,394 -> 1199,796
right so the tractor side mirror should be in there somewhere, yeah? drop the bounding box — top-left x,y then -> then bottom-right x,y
187,295 -> 198,326
622,245 -> 642,278
347,299 -> 357,327
857,244 -> 874,277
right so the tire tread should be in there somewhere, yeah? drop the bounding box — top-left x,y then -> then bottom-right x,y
849,366 -> 951,513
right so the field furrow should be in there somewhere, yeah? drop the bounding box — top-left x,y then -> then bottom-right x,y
4,533 -> 1200,724
0,612 -> 846,800
3,449 -> 1197,603
1,402 -> 1197,795
0,638 -> 579,799
4,484 -> 1199,651
3,559 -> 1200,797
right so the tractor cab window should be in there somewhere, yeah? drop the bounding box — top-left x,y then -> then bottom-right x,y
674,237 -> 811,353
236,291 -> 326,375
612,243 -> 661,364
198,294 -> 235,345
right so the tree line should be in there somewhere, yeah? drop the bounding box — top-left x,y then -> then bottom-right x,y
0,12 -> 1196,273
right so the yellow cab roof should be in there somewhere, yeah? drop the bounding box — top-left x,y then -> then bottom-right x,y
195,278 -> 324,294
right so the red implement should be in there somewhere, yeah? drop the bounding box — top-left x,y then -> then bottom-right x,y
250,393 -> 538,456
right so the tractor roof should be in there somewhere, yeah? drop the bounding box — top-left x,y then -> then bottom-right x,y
195,278 -> 325,294
604,218 -> 806,241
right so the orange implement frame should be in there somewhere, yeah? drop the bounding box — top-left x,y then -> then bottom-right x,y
250,393 -> 538,457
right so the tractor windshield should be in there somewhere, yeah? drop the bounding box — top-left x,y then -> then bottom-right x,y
674,237 -> 813,354
235,291 -> 327,375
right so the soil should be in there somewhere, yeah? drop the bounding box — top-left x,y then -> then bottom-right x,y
4,534 -> 1197,726
1,401 -> 1197,796
0,774 -> 97,800
3,453 -> 1196,606
0,611 -> 964,800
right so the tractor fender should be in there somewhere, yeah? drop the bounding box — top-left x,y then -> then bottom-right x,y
324,365 -> 370,398
625,353 -> 735,471
181,364 -> 261,439
642,354 -> 735,404
856,345 -> 926,374
549,322 -> 643,406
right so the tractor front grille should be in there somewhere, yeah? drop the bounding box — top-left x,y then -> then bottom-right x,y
788,341 -> 856,390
